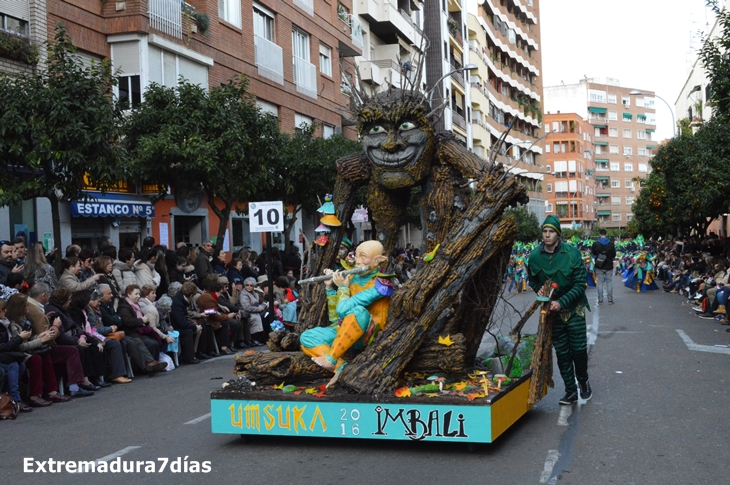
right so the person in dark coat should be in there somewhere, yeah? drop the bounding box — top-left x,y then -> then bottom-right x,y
591,229 -> 616,304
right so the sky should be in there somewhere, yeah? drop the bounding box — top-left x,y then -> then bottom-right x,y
539,0 -> 718,142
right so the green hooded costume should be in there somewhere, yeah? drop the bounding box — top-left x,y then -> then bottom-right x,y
527,215 -> 590,396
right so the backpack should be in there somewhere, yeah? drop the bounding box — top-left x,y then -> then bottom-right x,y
595,241 -> 609,267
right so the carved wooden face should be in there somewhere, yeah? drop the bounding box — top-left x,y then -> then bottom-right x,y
362,118 -> 433,189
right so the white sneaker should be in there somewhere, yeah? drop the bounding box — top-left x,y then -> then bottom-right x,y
693,306 -> 704,312
694,294 -> 703,300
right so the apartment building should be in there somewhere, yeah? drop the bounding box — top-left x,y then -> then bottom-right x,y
545,79 -> 656,231
543,113 -> 596,232
1,0 -> 362,253
461,0 -> 545,219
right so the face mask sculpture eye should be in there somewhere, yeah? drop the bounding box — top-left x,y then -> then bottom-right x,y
234,46 -> 532,398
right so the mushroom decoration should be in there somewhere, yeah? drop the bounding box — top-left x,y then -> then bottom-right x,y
435,377 -> 446,391
494,374 -> 508,390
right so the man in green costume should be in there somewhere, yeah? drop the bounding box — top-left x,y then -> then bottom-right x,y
528,215 -> 593,405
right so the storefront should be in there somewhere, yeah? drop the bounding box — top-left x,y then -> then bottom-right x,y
69,193 -> 155,250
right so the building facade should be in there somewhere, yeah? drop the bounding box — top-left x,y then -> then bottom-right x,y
1,0 -> 362,254
543,113 -> 596,232
544,78 -> 657,231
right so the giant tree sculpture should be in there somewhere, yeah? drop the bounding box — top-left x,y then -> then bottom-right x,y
235,73 -> 528,395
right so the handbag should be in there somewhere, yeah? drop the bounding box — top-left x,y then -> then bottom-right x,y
0,393 -> 20,420
26,344 -> 52,356
105,331 -> 126,341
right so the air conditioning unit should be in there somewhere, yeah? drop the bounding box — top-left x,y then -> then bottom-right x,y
630,187 -> 635,192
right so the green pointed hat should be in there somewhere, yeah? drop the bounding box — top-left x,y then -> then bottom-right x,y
542,215 -> 561,236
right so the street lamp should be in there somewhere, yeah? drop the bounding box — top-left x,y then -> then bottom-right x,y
629,89 -> 676,138
428,64 -> 479,108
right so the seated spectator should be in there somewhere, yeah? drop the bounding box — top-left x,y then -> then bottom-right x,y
170,282 -> 205,364
139,285 -> 176,350
46,288 -> 105,390
77,249 -> 96,283
0,299 -> 34,412
274,276 -> 298,324
217,277 -> 249,349
134,250 -> 161,288
23,241 -> 60,292
168,256 -> 189,286
4,293 -> 86,402
116,285 -> 167,374
97,284 -> 160,376
112,248 -> 137,296
196,275 -> 238,355
213,250 -> 227,276
94,255 -> 123,308
59,257 -> 100,293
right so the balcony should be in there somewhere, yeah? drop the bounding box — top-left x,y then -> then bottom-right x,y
359,0 -> 423,46
337,12 -> 364,56
452,110 -> 467,132
294,56 -> 317,99
149,0 -> 182,39
293,0 -> 314,16
254,35 -> 284,85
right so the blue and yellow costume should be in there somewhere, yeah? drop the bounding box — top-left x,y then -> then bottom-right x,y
623,252 -> 659,292
300,270 -> 392,372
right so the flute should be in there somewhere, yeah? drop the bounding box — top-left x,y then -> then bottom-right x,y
298,266 -> 371,285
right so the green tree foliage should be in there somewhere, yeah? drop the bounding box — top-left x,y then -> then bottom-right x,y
123,76 -> 282,251
0,24 -> 125,266
503,205 -> 540,243
259,125 -> 361,247
701,1 -> 730,119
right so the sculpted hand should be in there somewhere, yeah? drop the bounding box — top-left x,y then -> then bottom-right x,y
323,269 -> 334,289
332,271 -> 351,287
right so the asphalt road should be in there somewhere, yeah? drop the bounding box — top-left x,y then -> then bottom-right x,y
1,282 -> 729,485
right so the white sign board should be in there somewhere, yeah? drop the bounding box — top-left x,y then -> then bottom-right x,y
249,201 -> 284,233
352,208 -> 369,223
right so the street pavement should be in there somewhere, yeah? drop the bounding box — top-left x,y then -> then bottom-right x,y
1,281 -> 729,485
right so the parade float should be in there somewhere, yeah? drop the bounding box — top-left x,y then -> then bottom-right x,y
210,59 -> 551,445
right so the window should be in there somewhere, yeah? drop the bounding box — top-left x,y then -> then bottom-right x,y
319,43 -> 332,76
609,144 -> 619,154
553,142 -> 560,153
609,128 -> 618,137
638,163 -> 648,173
118,75 -> 141,109
626,196 -> 634,205
254,4 -> 275,40
546,203 -> 553,213
637,130 -> 646,140
595,145 -> 603,154
219,0 -> 242,28
611,179 -> 620,188
0,13 -> 29,36
624,163 -> 633,171
293,27 -> 316,98
588,89 -> 606,103
612,213 -> 622,222
292,28 -> 310,61
638,147 -> 646,156
610,162 -> 619,171
608,94 -> 617,104
623,146 -> 632,155
545,144 -> 550,153
608,111 -> 617,121
323,124 -> 335,139
295,113 -> 313,133
256,99 -> 279,117
547,183 -> 552,192
612,196 -> 621,206
622,96 -> 630,107
626,213 -> 634,222
623,129 -> 631,138
545,165 -> 551,172
625,179 -> 633,188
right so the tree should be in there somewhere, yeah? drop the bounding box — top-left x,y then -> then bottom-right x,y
700,1 -> 730,120
124,76 -> 282,251
258,125 -> 361,248
503,205 -> 540,242
0,24 -> 125,266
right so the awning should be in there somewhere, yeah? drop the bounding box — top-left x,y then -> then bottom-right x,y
623,112 -> 633,119
645,128 -> 655,133
597,193 -> 611,197
647,145 -> 656,149
595,141 -> 608,146
588,107 -> 607,114
596,176 -> 610,181
71,193 -> 155,217
597,210 -> 612,216
591,123 -> 607,128
637,114 -> 647,121
595,158 -> 609,163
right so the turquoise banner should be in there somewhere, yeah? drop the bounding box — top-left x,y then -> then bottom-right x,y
211,399 -> 493,442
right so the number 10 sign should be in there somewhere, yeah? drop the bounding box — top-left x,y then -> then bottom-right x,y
249,201 -> 284,233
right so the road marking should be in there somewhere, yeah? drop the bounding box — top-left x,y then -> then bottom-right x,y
96,446 -> 141,463
185,413 -> 211,425
539,450 -> 560,484
557,405 -> 572,427
676,329 -> 730,354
